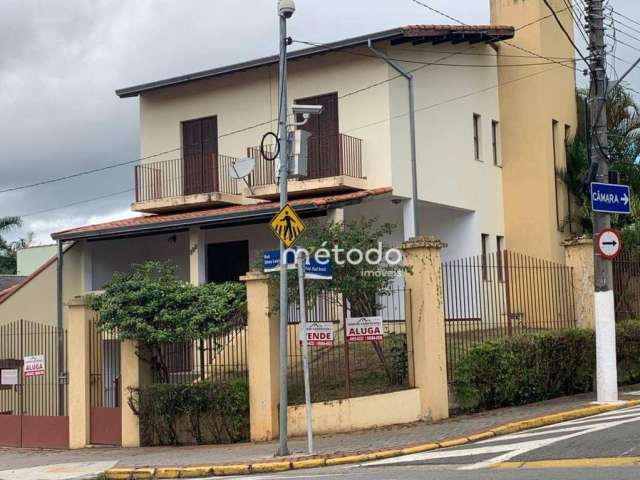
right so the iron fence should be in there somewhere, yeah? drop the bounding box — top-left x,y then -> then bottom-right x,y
614,251 -> 640,321
443,251 -> 576,384
0,319 -> 68,416
134,154 -> 241,202
286,287 -> 412,405
151,315 -> 248,385
247,133 -> 364,187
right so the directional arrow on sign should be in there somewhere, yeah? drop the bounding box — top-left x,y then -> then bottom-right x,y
622,193 -> 630,206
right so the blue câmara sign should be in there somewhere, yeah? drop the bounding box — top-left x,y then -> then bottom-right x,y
591,182 -> 631,215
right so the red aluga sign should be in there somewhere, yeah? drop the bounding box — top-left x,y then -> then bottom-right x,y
346,316 -> 384,342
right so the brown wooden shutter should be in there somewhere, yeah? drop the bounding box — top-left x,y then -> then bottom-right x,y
295,93 -> 340,179
182,116 -> 218,195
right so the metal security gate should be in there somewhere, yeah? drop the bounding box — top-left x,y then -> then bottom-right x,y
89,315 -> 122,445
0,319 -> 69,448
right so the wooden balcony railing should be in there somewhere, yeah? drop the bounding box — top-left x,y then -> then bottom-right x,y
247,133 -> 363,187
134,154 -> 240,203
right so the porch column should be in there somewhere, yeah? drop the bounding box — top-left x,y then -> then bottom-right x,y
81,241 -> 93,293
66,296 -> 91,449
189,227 -> 206,286
120,340 -> 140,447
403,199 -> 416,240
241,271 -> 280,441
401,236 -> 449,421
563,237 -> 595,329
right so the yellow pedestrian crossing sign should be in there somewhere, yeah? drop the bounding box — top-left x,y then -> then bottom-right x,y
270,204 -> 305,247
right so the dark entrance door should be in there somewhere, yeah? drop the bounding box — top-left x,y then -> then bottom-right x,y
182,116 -> 219,195
295,92 -> 340,179
207,241 -> 250,283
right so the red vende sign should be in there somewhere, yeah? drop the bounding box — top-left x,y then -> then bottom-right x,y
346,316 -> 384,342
300,322 -> 334,346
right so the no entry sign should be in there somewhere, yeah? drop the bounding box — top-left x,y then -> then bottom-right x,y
346,316 -> 384,342
596,228 -> 622,260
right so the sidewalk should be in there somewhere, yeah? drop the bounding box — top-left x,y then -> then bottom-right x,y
0,385 -> 638,472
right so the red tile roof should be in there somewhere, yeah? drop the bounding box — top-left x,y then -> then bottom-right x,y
401,24 -> 514,37
53,187 -> 393,239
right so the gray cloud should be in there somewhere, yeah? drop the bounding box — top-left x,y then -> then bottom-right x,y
0,0 -> 638,244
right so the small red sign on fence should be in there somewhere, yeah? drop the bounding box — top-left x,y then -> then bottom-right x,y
346,316 -> 384,342
23,355 -> 45,377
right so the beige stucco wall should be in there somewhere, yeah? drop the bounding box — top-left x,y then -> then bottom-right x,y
0,244 -> 83,327
492,0 -> 578,262
16,244 -> 58,276
287,388 -> 422,437
139,48 -> 392,193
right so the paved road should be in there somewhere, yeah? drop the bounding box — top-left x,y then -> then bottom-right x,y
217,404 -> 640,480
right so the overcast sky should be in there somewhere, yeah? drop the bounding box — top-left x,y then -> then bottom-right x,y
0,0 -> 639,244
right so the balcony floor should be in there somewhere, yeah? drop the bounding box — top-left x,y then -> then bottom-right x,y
132,192 -> 263,214
245,175 -> 368,201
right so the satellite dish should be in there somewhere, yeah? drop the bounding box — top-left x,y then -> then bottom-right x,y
230,157 -> 255,179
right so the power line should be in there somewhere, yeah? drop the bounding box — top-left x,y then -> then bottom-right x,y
542,0 -> 592,71
408,0 -> 580,72
291,40 -> 576,68
20,189 -> 134,218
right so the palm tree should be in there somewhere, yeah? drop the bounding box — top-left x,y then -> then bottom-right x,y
0,216 -> 22,274
560,85 -> 640,238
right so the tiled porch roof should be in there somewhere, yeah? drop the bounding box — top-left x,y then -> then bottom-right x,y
52,187 -> 392,241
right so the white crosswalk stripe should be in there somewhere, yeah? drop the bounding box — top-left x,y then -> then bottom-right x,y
361,406 -> 640,471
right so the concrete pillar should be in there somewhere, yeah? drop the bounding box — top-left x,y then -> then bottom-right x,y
401,236 -> 449,421
81,241 -> 93,293
66,296 -> 91,449
189,227 -> 206,286
563,237 -> 595,329
403,199 -> 416,240
241,271 -> 280,441
120,339 -> 140,447
327,207 -> 344,224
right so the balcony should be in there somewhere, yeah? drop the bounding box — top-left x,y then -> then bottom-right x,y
245,133 -> 367,200
132,154 -> 252,213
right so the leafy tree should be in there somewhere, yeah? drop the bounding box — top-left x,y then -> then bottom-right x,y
560,85 -> 640,245
89,261 -> 246,381
283,217 -> 407,316
0,217 -> 22,274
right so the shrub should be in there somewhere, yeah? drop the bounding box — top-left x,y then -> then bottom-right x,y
129,378 -> 249,446
454,321 -> 640,411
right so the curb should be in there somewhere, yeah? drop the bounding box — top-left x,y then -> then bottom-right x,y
104,399 -> 640,479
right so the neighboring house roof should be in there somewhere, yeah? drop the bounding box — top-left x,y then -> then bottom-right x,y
116,25 -> 514,98
52,187 -> 392,241
0,275 -> 27,293
0,245 -> 74,306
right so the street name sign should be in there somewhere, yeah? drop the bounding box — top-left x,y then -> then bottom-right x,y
270,204 -> 305,247
263,249 -> 296,272
596,228 -> 622,260
263,249 -> 332,279
591,182 -> 631,215
346,316 -> 384,342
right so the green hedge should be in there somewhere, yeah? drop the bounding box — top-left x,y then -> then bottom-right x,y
454,321 -> 640,411
129,378 -> 249,446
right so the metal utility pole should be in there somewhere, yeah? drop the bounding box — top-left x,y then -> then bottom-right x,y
276,0 -> 294,456
587,0 -> 618,403
297,252 -> 314,454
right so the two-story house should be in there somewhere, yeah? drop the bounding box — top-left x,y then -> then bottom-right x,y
1,0 -> 577,327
